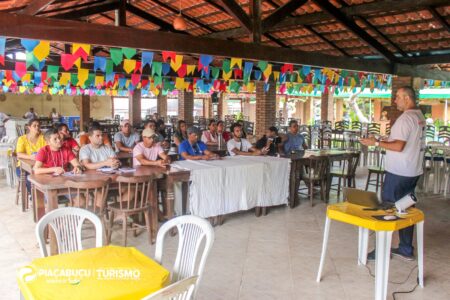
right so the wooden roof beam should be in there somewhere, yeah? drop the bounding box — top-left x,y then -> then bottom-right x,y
261,0 -> 308,32
428,7 -> 450,33
313,0 -> 397,63
51,0 -> 120,20
19,0 -> 58,15
216,0 -> 252,32
125,3 -> 183,33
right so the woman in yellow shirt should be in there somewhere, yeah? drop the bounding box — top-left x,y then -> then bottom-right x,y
16,119 -> 46,192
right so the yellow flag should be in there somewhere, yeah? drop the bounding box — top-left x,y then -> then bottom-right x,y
307,84 -> 314,93
246,82 -> 255,93
297,72 -> 303,83
19,86 -> 26,93
263,64 -> 272,79
42,85 -> 48,93
350,78 -> 356,89
153,88 -> 160,96
123,59 -> 136,74
22,73 -> 31,83
58,89 -> 64,95
95,76 -> 105,86
273,71 -> 280,82
170,55 -> 183,72
222,70 -> 232,80
72,44 -> 91,57
175,77 -> 185,90
230,57 -> 242,69
435,80 -> 441,87
184,82 -> 190,90
74,58 -> 81,69
112,89 -> 118,96
77,68 -> 89,87
187,65 -> 196,75
59,73 -> 70,85
33,41 -> 50,61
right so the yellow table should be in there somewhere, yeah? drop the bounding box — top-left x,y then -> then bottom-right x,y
316,202 -> 424,300
17,246 -> 170,300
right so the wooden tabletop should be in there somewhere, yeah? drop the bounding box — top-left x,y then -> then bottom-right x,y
285,149 -> 356,160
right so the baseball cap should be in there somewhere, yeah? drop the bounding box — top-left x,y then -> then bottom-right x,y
142,128 -> 157,138
121,119 -> 131,126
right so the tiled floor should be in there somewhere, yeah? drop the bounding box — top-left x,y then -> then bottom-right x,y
1,168 -> 450,300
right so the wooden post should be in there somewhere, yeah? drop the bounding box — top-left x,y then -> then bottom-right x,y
157,94 -> 168,119
129,89 -> 141,126
80,95 -> 90,132
218,92 -> 224,120
321,88 -> 334,123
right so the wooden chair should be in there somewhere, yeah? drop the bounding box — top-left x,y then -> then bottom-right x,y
352,121 -> 362,132
330,152 -> 360,200
65,179 -> 111,214
107,175 -> 155,246
299,125 -> 311,149
367,123 -> 381,136
365,148 -> 385,193
299,156 -> 329,206
426,124 -> 435,143
319,125 -> 332,149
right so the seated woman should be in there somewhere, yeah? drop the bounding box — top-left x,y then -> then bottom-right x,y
178,127 -> 218,160
57,123 -> 80,154
201,120 -> 218,145
217,120 -> 231,143
16,119 -> 46,193
173,120 -> 188,147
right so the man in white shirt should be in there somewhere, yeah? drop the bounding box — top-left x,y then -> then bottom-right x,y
80,126 -> 120,169
227,123 -> 267,156
114,120 -> 140,153
23,107 -> 38,121
360,86 -> 426,261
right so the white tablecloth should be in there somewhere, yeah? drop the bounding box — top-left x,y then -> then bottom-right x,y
171,156 -> 291,218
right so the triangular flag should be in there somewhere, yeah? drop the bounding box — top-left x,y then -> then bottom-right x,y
131,74 -> 141,86
222,70 -> 232,80
170,55 -> 183,72
244,62 -> 253,76
21,39 -> 40,52
162,51 -> 176,62
110,48 -> 123,66
187,65 -> 196,75
134,61 -> 142,73
222,59 -> 231,73
0,55 -> 4,66
59,73 -> 70,85
152,62 -> 162,76
0,37 -> 5,56
141,51 -> 153,68
254,70 -> 261,80
105,59 -> 113,74
263,64 -> 272,79
198,54 -> 213,71
177,64 -> 187,78
60,53 -> 77,71
302,65 -> 311,76
77,68 -> 89,87
123,59 -> 136,74
211,66 -> 220,79
230,57 -> 242,69
95,76 -> 104,87
93,56 -> 107,72
234,69 -> 242,79
74,58 -> 81,69
33,41 -> 50,61
175,77 -> 185,90
162,63 -> 170,75
15,62 -> 27,79
47,65 -> 59,81
72,44 -> 90,62
122,47 -> 136,59
258,61 -> 268,71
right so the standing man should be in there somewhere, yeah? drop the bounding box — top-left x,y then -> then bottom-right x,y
227,123 -> 266,156
114,120 -> 140,153
0,111 -> 9,139
49,108 -> 61,124
23,107 -> 38,121
360,86 -> 426,261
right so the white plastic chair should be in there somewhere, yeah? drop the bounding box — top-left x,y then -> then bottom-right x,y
36,207 -> 103,257
154,216 -> 214,296
141,275 -> 198,300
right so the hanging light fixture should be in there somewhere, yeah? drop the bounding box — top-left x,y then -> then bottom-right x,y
173,0 -> 187,31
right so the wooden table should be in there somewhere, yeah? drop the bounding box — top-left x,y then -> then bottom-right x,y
206,145 -> 228,157
285,149 -> 358,208
24,160 -> 189,254
116,151 -> 133,166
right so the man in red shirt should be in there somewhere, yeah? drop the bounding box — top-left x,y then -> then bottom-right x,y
57,123 -> 80,154
34,128 -> 82,175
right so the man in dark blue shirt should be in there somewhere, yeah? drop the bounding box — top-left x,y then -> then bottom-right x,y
178,127 -> 218,160
282,120 -> 308,154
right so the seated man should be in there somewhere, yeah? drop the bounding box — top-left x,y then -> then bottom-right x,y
57,123 -> 80,153
255,126 -> 282,156
201,120 -> 218,145
34,128 -> 83,175
144,119 -> 169,148
133,128 -> 170,167
114,120 -> 139,153
282,120 -> 308,154
178,127 -> 218,160
79,121 -> 112,147
79,126 -> 120,170
227,123 -> 266,156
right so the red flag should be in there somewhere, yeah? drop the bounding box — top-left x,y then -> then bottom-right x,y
0,55 -> 4,66
162,51 -> 176,62
131,74 -> 141,86
134,61 -> 142,74
61,54 -> 77,71
177,64 -> 187,78
73,47 -> 89,62
234,69 -> 242,79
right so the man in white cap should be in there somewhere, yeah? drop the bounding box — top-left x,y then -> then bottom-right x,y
133,128 -> 170,167
114,119 -> 140,153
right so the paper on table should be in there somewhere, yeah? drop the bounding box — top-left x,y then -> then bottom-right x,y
118,167 -> 136,173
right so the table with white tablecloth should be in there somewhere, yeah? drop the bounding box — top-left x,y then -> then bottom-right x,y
171,156 -> 291,218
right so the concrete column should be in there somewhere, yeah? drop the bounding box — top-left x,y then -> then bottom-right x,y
321,89 -> 334,123
255,81 -> 276,138
129,89 -> 141,126
178,90 -> 194,126
80,95 -> 90,132
157,94 -> 167,119
389,76 -> 423,125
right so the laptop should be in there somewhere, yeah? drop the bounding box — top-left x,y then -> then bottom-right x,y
343,188 -> 381,208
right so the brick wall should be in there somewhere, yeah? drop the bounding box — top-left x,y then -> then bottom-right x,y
255,81 -> 276,138
389,76 -> 423,125
129,89 -> 141,126
321,89 -> 334,123
218,92 -> 224,119
178,90 -> 194,126
156,94 -> 167,119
